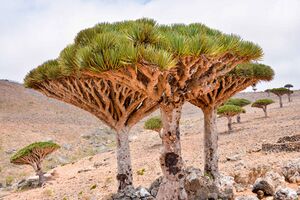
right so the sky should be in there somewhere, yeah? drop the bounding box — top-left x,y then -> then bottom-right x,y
0,0 -> 300,91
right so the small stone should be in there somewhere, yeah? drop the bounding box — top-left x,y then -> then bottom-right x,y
62,143 -> 72,151
274,187 -> 298,200
226,154 -> 242,161
235,195 -> 259,200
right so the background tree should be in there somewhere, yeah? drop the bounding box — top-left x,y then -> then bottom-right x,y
25,19 -> 264,199
10,142 -> 60,186
251,99 -> 274,117
188,63 -> 274,181
252,83 -> 257,92
269,88 -> 290,108
217,105 -> 245,133
144,116 -> 162,137
225,98 -> 251,123
284,84 -> 294,102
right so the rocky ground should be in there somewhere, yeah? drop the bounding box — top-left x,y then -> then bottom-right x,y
0,80 -> 300,200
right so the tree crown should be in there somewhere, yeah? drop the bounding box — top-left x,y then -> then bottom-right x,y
217,105 -> 245,117
270,88 -> 291,96
10,142 -> 60,164
284,84 -> 293,89
24,18 -> 263,88
228,63 -> 274,81
225,98 -> 251,107
144,116 -> 162,131
251,99 -> 274,107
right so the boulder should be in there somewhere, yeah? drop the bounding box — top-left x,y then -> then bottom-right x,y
274,187 -> 298,200
235,196 -> 259,200
226,154 -> 242,162
111,186 -> 155,200
148,176 -> 162,197
281,159 -> 300,183
252,171 -> 286,197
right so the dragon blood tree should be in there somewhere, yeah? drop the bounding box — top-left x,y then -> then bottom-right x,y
225,98 -> 251,123
251,99 -> 274,117
144,116 -> 163,137
284,84 -> 294,102
217,105 -> 245,133
187,63 -> 274,180
269,88 -> 291,108
25,19 -> 264,199
10,142 -> 60,186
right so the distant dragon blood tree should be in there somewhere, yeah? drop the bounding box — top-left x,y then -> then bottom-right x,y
188,63 -> 274,180
225,98 -> 251,123
284,84 -> 294,102
269,88 -> 291,108
144,116 -> 163,136
10,142 -> 60,186
251,99 -> 274,117
217,104 -> 245,133
25,19 -> 264,199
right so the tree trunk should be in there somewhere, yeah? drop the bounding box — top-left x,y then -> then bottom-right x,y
288,94 -> 291,102
36,163 -> 44,187
203,108 -> 219,180
263,106 -> 268,118
279,95 -> 283,108
227,116 -> 232,133
156,103 -> 187,200
236,114 -> 241,123
116,127 -> 133,191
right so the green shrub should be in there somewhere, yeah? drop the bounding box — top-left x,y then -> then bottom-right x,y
144,116 -> 162,132
217,105 -> 245,117
252,99 -> 274,108
225,98 -> 251,107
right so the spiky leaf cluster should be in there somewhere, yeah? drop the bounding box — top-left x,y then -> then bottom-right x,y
144,116 -> 162,131
24,18 -> 264,88
10,142 -> 60,164
269,88 -> 292,96
217,105 -> 245,117
225,98 -> 251,107
229,63 -> 274,81
251,99 -> 274,108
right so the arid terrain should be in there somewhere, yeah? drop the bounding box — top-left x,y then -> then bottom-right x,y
1,79 -> 300,200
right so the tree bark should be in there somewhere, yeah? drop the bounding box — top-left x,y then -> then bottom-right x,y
203,107 -> 219,180
279,96 -> 283,108
36,163 -> 44,187
116,127 -> 133,191
263,106 -> 268,118
156,103 -> 187,200
227,116 -> 232,133
236,114 -> 241,123
288,94 -> 291,102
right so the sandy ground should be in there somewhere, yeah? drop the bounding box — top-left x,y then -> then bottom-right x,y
1,80 -> 300,200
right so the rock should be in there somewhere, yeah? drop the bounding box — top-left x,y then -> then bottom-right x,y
262,142 -> 300,152
57,155 -> 69,165
216,174 -> 235,200
148,176 -> 162,197
16,174 -> 52,190
274,187 -> 298,200
252,171 -> 286,197
5,148 -> 16,154
81,133 -> 92,139
226,154 -> 242,161
135,186 -> 151,197
62,143 -> 72,151
0,183 -> 3,188
78,167 -> 94,173
235,195 -> 259,200
111,186 -> 154,200
281,159 -> 300,183
235,183 -> 246,192
277,134 -> 300,143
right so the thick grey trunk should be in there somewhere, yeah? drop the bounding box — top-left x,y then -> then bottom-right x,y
279,96 -> 283,108
263,106 -> 268,118
156,103 -> 187,200
236,114 -> 241,123
288,94 -> 291,102
203,108 -> 219,180
227,116 -> 232,133
36,163 -> 44,187
116,127 -> 133,191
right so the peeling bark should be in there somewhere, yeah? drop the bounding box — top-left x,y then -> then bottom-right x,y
156,103 -> 187,200
116,127 -> 133,191
203,107 -> 219,180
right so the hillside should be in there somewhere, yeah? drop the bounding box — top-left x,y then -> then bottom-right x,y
1,80 -> 300,199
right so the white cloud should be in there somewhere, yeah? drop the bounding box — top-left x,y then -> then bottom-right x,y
0,0 -> 300,90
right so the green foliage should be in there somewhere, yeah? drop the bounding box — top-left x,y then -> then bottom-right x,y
90,184 -> 97,190
269,88 -> 291,96
217,105 -> 245,117
225,98 -> 251,107
10,142 -> 60,164
5,175 -> 14,186
144,116 -> 162,131
137,168 -> 146,175
24,18 -> 264,88
252,99 -> 274,108
229,63 -> 274,81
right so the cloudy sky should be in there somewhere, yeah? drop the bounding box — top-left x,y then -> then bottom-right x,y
1,0 -> 299,91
